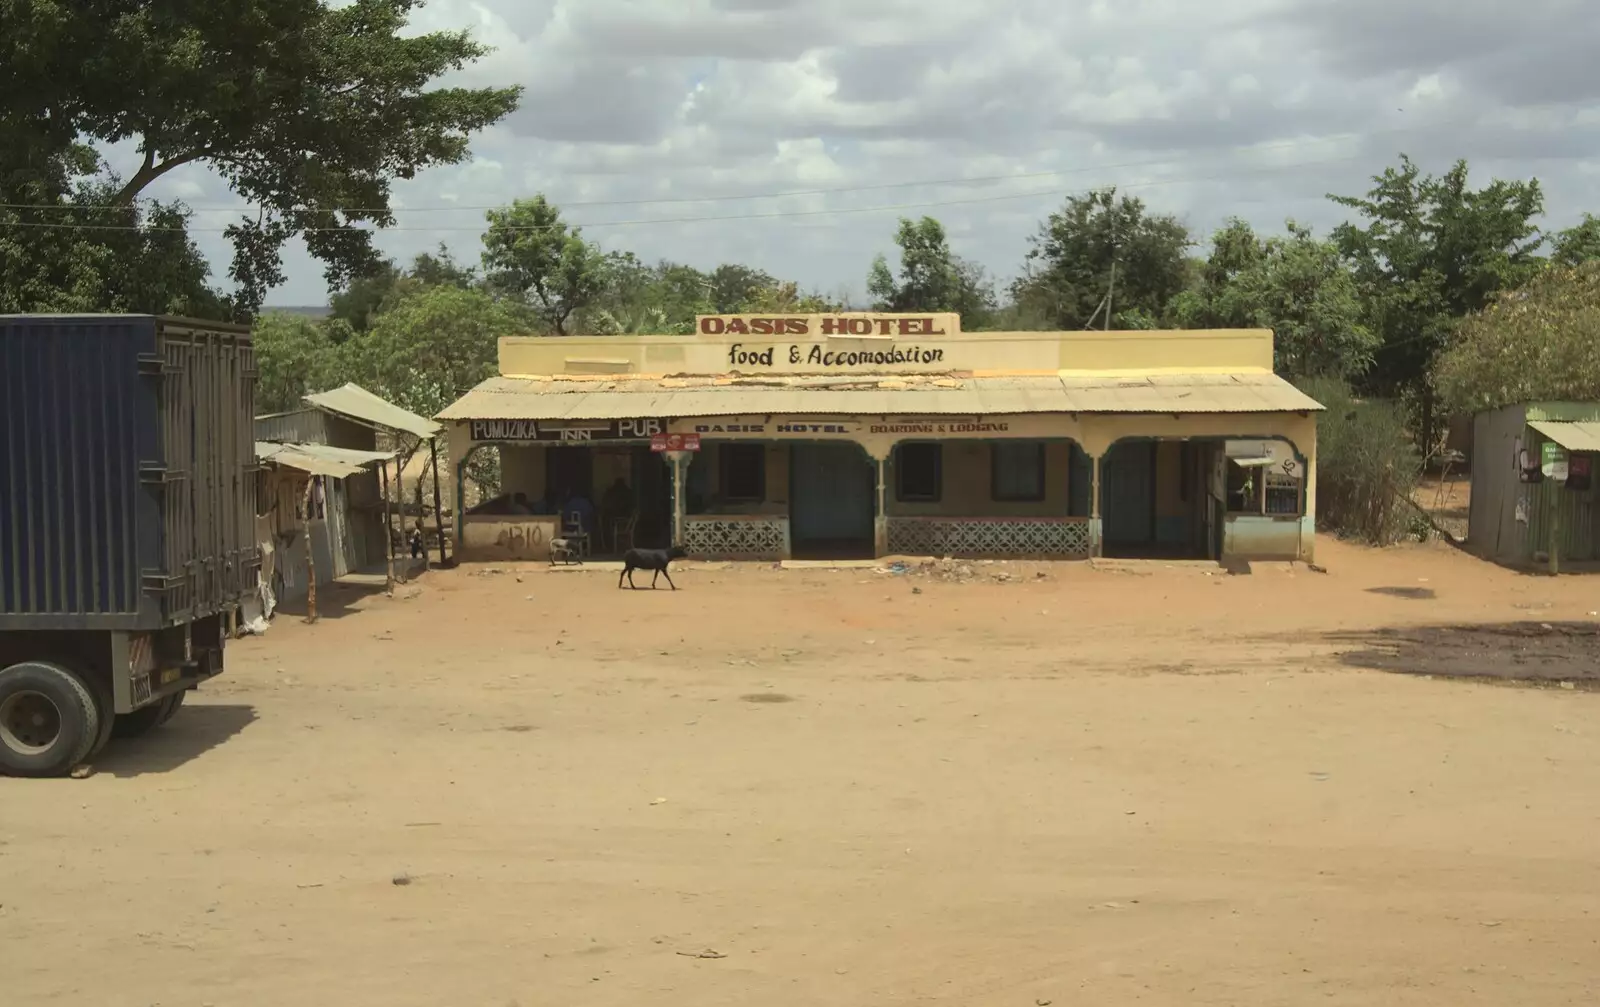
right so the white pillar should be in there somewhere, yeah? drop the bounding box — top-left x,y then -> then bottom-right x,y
1089,453 -> 1103,558
668,451 -> 688,547
873,453 -> 888,558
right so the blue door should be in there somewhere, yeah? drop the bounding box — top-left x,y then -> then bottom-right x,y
1101,440 -> 1155,547
790,443 -> 874,555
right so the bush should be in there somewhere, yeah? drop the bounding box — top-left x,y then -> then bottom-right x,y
1297,376 -> 1421,545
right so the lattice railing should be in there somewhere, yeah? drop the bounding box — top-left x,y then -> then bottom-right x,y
684,516 -> 790,559
887,517 -> 1092,558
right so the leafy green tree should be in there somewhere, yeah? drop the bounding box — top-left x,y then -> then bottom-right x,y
408,245 -> 477,290
1329,156 -> 1545,443
328,261 -> 404,336
1174,219 -> 1376,379
1296,376 -> 1421,546
481,196 -> 608,335
707,264 -> 778,313
738,280 -> 843,315
589,305 -> 672,336
583,253 -> 712,334
253,311 -> 351,413
1550,214 -> 1600,267
867,216 -> 996,324
2,0 -> 520,315
1435,262 -> 1600,414
343,284 -> 518,419
1012,189 -> 1192,329
0,177 -> 222,316
328,246 -> 477,334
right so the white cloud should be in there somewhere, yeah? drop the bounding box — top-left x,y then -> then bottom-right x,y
128,0 -> 1600,305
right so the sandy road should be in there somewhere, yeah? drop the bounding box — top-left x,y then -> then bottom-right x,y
3,540 -> 1598,1006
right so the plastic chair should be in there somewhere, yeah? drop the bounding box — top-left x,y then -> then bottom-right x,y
561,511 -> 590,557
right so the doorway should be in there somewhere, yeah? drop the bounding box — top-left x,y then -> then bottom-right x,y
1102,438 -> 1221,560
789,443 -> 875,559
1101,440 -> 1156,551
629,447 -> 673,548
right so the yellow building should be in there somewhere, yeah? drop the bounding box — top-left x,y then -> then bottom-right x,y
438,313 -> 1322,564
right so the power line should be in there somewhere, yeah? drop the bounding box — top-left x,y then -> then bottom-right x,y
0,127 -> 1392,215
0,153 -> 1365,236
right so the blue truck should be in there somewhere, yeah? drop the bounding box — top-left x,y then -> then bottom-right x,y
1,315 -> 259,776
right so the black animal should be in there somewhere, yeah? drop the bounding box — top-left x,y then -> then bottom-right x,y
619,546 -> 688,590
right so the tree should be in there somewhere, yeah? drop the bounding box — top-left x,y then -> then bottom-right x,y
328,261 -> 403,335
1173,219 -> 1376,379
1329,156 -> 1545,444
584,254 -> 713,334
737,280 -> 843,315
1296,376 -> 1421,546
1434,262 -> 1600,415
1551,214 -> 1600,268
1,0 -> 520,315
867,216 -> 996,323
343,284 -> 518,420
1012,189 -> 1192,330
252,312 -> 350,413
328,246 -> 476,334
408,245 -> 477,290
481,196 -> 608,335
0,175 -> 224,317
707,264 -> 778,313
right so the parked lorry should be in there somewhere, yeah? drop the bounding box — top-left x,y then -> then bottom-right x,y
0,315 -> 259,777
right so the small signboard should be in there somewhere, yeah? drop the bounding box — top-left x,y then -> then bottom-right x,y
1225,439 -> 1301,479
651,432 -> 701,453
1541,441 -> 1568,482
470,418 -> 665,443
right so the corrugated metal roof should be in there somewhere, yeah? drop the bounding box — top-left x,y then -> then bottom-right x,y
437,371 -> 1322,421
256,441 -> 394,479
1529,419 -> 1600,453
304,383 -> 441,439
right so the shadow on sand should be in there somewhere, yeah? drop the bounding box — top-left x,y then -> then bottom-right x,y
1329,621 -> 1600,688
92,704 -> 259,777
272,579 -> 396,621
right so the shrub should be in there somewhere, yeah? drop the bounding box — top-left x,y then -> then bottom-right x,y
1297,376 -> 1421,545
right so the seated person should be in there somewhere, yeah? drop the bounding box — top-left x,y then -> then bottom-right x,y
601,476 -> 634,520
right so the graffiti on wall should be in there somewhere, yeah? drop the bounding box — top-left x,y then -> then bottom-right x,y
493,523 -> 545,553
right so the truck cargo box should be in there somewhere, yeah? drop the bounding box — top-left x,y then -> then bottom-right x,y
1,315 -> 259,630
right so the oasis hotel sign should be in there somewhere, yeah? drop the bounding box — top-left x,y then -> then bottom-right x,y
696,312 -> 959,370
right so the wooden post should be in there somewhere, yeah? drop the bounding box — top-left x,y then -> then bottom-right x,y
379,462 -> 396,595
302,477 -> 319,623
429,437 -> 447,567
394,443 -> 409,584
1548,488 -> 1561,576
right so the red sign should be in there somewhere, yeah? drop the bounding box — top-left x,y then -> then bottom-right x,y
697,315 -> 948,336
651,433 -> 701,453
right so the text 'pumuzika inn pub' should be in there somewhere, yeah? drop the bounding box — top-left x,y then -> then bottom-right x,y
439,312 -> 1322,564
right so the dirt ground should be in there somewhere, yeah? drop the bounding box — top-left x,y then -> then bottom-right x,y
1412,473 -> 1473,542
4,539 -> 1600,1006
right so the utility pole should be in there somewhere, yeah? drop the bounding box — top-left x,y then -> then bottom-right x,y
1105,255 -> 1116,331
1104,192 -> 1118,332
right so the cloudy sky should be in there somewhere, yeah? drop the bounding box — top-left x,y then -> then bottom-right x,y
134,0 -> 1600,307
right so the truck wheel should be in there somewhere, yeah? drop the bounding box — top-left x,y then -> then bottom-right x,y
87,681 -> 117,760
111,697 -> 173,740
0,661 -> 102,778
157,689 -> 186,725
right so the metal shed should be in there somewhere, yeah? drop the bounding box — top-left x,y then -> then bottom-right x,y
1469,402 -> 1600,568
